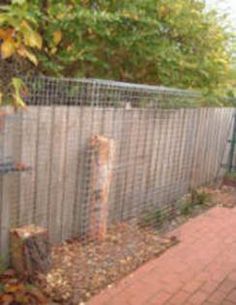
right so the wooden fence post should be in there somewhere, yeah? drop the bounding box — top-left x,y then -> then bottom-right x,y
88,135 -> 115,241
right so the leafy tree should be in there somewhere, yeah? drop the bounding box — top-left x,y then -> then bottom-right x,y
0,0 -> 234,106
229,37 -> 236,88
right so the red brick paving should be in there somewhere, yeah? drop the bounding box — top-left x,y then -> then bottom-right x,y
88,207 -> 236,305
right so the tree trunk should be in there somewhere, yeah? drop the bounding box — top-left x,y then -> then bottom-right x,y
10,225 -> 51,280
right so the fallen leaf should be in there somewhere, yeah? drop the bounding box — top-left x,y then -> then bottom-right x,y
28,286 -> 48,304
1,293 -> 14,303
4,283 -> 25,293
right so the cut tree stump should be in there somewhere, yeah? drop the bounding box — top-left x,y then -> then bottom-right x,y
10,225 -> 51,280
88,135 -> 115,241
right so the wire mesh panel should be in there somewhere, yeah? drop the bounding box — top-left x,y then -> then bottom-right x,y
0,76 -> 234,258
225,111 -> 236,172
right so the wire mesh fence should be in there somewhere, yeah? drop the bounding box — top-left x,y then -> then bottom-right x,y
226,112 -> 236,173
0,76 -> 234,259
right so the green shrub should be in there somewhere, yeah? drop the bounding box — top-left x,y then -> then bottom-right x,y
191,189 -> 210,206
140,208 -> 168,228
0,0 -> 234,107
180,200 -> 193,216
179,189 -> 211,216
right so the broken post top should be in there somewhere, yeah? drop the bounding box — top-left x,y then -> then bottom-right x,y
11,225 -> 47,240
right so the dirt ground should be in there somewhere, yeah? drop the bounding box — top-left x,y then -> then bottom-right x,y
208,185 -> 236,208
36,224 -> 177,304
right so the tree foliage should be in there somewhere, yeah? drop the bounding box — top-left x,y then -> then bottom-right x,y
0,0 -> 234,106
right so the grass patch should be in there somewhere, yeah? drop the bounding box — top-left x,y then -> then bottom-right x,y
140,188 -> 212,229
179,200 -> 192,216
224,172 -> 236,181
179,189 -> 212,216
140,208 -> 169,228
191,189 -> 211,206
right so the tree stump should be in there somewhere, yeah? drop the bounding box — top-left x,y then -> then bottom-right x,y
10,225 -> 51,280
88,135 -> 115,241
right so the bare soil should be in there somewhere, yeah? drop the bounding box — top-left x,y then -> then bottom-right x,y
36,224 -> 177,304
207,185 -> 236,208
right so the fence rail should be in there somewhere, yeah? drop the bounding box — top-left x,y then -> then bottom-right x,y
0,77 -> 234,260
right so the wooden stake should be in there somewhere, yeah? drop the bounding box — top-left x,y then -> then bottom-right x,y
88,135 -> 115,241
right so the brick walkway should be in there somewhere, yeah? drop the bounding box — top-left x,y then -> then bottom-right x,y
88,207 -> 236,305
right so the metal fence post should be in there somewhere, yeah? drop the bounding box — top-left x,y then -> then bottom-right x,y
228,111 -> 236,172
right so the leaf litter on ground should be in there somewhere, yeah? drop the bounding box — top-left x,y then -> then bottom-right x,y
36,223 -> 177,304
0,268 -> 49,305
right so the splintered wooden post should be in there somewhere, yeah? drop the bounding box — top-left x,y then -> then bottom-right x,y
10,225 -> 51,279
88,135 -> 115,241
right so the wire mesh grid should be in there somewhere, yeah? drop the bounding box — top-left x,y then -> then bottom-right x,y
24,76 -> 201,108
0,76 -> 234,253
